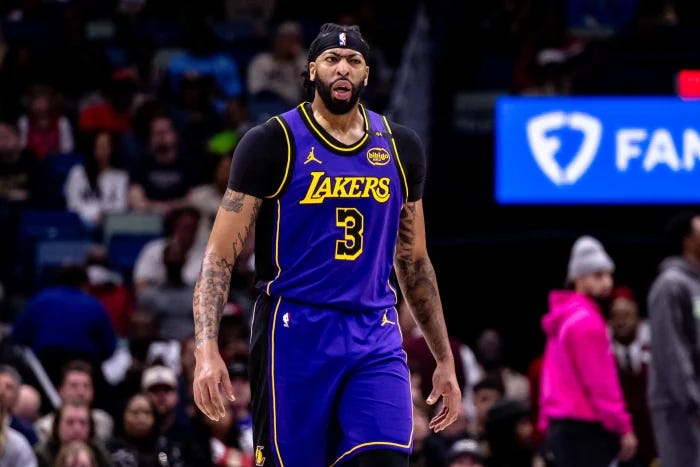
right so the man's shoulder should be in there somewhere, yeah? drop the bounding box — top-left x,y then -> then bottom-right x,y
92,407 -> 114,422
34,412 -> 53,437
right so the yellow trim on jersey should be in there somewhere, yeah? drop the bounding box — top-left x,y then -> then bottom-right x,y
299,103 -> 370,152
271,297 -> 286,467
265,200 -> 283,295
269,116 -> 292,199
381,115 -> 409,202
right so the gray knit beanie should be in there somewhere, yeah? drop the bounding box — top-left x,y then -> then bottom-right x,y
567,235 -> 615,282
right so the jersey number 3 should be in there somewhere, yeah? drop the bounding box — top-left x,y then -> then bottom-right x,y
335,207 -> 363,260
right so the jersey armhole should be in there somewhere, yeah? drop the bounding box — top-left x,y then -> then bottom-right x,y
268,116 -> 293,199
381,116 -> 409,203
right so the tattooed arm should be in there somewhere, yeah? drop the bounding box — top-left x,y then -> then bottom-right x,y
193,188 -> 261,421
394,199 -> 460,432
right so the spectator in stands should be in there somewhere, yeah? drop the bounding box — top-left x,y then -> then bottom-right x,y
128,114 -> 197,214
34,360 -> 113,444
190,153 -> 232,237
484,398 -> 543,467
539,235 -> 637,466
0,397 -> 37,467
141,365 -> 209,466
647,211 -> 700,467
169,73 -> 224,161
445,438 -> 485,467
226,359 -> 253,455
246,20 -> 308,108
15,384 -> 42,424
474,328 -> 530,401
0,364 -> 38,444
566,0 -> 639,39
54,440 -> 97,467
84,245 -> 133,338
513,1 -> 587,95
105,393 -> 166,467
469,375 -> 505,446
164,18 -> 242,111
0,121 -> 38,202
102,311 -> 179,406
206,97 -> 253,159
132,205 -> 204,295
64,130 -> 129,230
11,265 -> 117,387
608,286 -> 656,466
78,68 -> 140,135
197,386 -> 253,467
17,84 -> 74,160
137,241 -> 196,341
174,336 -> 196,425
33,400 -> 112,467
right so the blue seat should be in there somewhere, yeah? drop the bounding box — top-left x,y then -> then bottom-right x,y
44,152 -> 85,179
16,210 -> 89,291
34,240 -> 93,287
19,210 -> 87,242
107,233 -> 160,283
38,152 -> 85,208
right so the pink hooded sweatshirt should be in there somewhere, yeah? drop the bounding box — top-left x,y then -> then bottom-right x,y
539,290 -> 632,436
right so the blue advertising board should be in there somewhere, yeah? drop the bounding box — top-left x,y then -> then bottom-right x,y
495,96 -> 700,204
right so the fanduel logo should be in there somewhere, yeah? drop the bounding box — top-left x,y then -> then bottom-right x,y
526,111 -> 602,185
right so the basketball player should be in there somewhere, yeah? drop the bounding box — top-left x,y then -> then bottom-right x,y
192,22 -> 461,467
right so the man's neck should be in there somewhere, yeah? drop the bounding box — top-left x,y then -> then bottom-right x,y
310,100 -> 363,143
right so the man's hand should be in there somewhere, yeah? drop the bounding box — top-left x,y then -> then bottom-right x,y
193,341 -> 235,421
426,360 -> 462,432
618,432 -> 638,462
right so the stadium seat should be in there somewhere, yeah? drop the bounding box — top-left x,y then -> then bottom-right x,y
102,212 -> 164,247
34,239 -> 93,287
16,210 -> 89,292
107,233 -> 160,284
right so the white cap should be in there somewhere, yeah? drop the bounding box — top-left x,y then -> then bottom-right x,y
567,235 -> 615,282
141,365 -> 177,390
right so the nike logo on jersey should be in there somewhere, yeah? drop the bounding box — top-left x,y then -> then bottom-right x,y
304,146 -> 322,164
381,310 -> 396,327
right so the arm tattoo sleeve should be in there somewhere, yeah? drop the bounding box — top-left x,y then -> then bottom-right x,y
193,254 -> 234,348
395,203 -> 451,361
221,189 -> 245,212
193,191 -> 261,348
395,204 -> 438,324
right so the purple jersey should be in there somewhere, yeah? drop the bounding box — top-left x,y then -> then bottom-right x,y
262,104 -> 407,311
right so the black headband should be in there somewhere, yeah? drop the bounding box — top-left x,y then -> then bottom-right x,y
308,23 -> 370,63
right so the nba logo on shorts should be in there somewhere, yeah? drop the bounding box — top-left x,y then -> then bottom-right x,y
338,32 -> 347,46
282,312 -> 290,328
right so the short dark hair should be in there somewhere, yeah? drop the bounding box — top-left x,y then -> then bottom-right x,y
665,210 -> 700,255
0,364 -> 21,384
55,264 -> 89,288
60,360 -> 93,386
473,374 -> 506,396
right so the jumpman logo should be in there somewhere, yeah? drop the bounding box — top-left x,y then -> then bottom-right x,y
381,310 -> 396,327
304,146 -> 322,164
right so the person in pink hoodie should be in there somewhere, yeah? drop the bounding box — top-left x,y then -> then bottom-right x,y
539,235 -> 637,467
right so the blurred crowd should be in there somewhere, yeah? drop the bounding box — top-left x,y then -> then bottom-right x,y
0,0 -> 693,466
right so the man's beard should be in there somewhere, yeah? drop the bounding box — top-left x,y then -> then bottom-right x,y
315,77 -> 365,115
